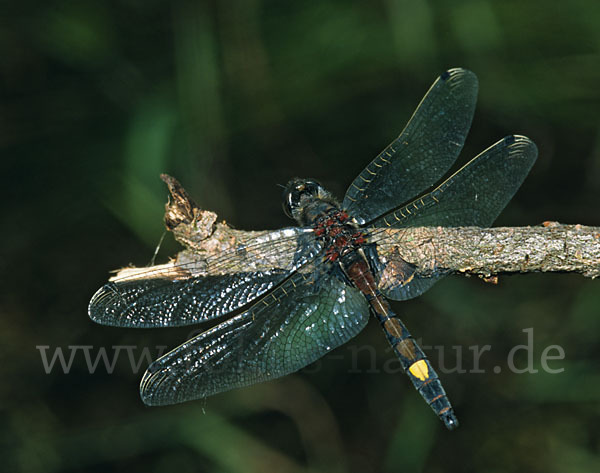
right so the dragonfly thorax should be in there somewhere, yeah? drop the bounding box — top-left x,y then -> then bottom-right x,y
282,178 -> 367,261
313,208 -> 367,262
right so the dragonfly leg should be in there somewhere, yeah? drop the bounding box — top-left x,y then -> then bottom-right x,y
374,309 -> 459,430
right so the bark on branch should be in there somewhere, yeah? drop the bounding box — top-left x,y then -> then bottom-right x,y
113,175 -> 600,283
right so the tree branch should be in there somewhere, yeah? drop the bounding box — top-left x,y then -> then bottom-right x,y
112,175 -> 600,283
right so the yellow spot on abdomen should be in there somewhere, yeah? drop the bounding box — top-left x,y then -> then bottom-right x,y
409,360 -> 429,381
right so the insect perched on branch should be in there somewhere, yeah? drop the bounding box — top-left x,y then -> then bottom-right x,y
89,68 -> 541,430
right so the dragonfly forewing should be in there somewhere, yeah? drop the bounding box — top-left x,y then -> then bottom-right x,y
342,68 -> 478,223
89,227 -> 322,327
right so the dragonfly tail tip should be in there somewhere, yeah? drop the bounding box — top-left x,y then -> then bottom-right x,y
442,411 -> 460,431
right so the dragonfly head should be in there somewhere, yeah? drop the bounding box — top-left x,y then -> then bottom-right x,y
282,178 -> 337,225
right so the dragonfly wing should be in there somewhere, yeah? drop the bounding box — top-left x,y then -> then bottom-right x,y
383,276 -> 438,301
89,271 -> 290,327
370,135 -> 538,300
343,68 -> 478,223
140,266 -> 370,405
89,227 -> 322,327
370,250 -> 439,301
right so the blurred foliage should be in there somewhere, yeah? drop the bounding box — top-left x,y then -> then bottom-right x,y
2,0 -> 600,472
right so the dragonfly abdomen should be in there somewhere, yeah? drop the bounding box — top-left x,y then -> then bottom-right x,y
377,310 -> 458,430
342,255 -> 459,430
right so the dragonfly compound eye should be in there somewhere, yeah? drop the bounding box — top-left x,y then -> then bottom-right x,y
282,179 -> 323,219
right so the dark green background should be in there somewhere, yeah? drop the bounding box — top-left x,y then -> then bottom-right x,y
3,1 -> 599,472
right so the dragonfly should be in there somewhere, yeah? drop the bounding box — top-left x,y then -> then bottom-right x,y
89,68 -> 537,430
